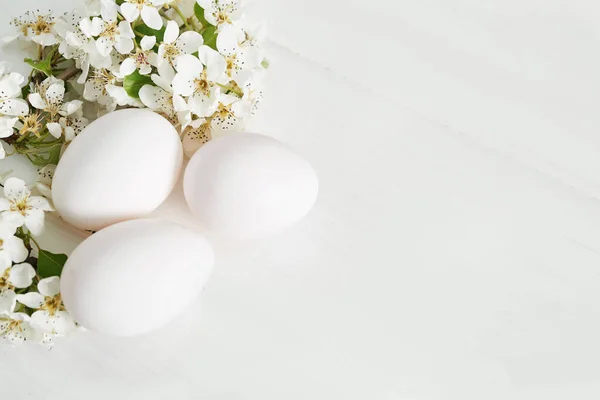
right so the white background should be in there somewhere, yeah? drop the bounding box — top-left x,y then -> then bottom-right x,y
2,0 -> 600,399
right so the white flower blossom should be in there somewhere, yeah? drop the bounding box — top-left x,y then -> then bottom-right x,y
0,225 -> 28,272
210,93 -> 251,131
36,165 -> 56,199
0,263 -> 36,293
16,277 -> 76,336
158,20 -> 204,66
182,118 -> 213,157
55,12 -> 113,84
172,47 -> 226,117
84,68 -> 119,111
0,290 -> 16,314
197,0 -> 243,28
0,178 -> 54,236
235,20 -> 266,49
216,24 -> 263,87
0,117 -> 18,159
121,0 -> 164,30
140,62 -> 191,127
54,11 -> 87,60
0,66 -> 24,157
0,312 -> 37,345
0,71 -> 29,120
182,93 -> 250,156
80,17 -> 135,57
94,0 -> 120,21
8,11 -> 59,46
119,35 -> 158,77
106,85 -> 144,108
0,261 -> 35,315
28,77 -> 84,138
48,106 -> 90,142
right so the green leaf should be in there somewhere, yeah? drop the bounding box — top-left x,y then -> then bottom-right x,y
194,3 -> 210,27
123,70 -> 154,99
37,249 -> 68,278
116,0 -> 125,4
29,144 -> 62,167
134,24 -> 166,43
202,26 -> 218,50
24,58 -> 53,77
46,143 -> 62,165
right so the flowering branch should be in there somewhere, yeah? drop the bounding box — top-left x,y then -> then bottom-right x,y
0,0 -> 269,347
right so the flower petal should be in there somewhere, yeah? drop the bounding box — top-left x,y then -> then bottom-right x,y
114,38 -> 134,54
141,5 -> 163,30
199,46 -> 227,81
36,183 -> 52,199
3,236 -> 28,264
33,33 -> 59,46
29,310 -> 53,332
118,21 -> 135,39
0,251 -> 12,273
120,3 -> 140,22
139,64 -> 152,75
172,93 -> 188,112
182,120 -> 211,157
139,84 -> 164,109
37,164 -> 56,186
140,35 -> 156,51
60,100 -> 83,116
9,263 -> 36,289
16,292 -> 44,309
4,177 -> 29,201
28,93 -> 47,110
0,289 -> 16,313
171,74 -> 195,97
174,53 -> 203,77
176,31 -> 204,54
38,276 -> 60,297
51,311 -> 76,335
0,117 -> 18,139
101,0 -> 119,21
24,208 -> 45,236
1,211 -> 25,229
96,36 -> 114,57
216,24 -> 241,55
163,20 -> 179,44
189,93 -> 218,117
79,18 -> 95,37
29,195 -> 54,211
0,99 -> 29,117
106,85 -> 139,107
92,17 -> 107,36
47,122 -> 63,139
120,58 -> 137,77
46,83 -> 66,106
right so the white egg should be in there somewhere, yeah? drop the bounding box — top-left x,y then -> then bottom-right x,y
184,133 -> 319,238
60,219 -> 214,337
52,109 -> 183,231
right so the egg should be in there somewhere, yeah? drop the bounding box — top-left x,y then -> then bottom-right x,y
184,133 -> 319,238
52,109 -> 183,231
60,219 -> 214,337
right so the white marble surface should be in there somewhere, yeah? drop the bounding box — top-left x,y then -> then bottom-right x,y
2,1 -> 600,399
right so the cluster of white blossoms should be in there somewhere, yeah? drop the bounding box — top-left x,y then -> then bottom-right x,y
0,177 -> 75,346
4,0 -> 267,157
0,0 -> 267,347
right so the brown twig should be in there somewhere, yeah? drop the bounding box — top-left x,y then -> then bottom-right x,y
56,66 -> 80,81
